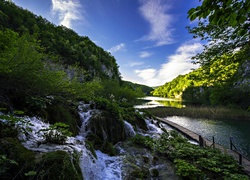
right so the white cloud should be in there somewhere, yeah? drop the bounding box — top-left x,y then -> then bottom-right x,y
139,51 -> 153,58
108,43 -> 126,53
127,61 -> 144,67
158,43 -> 202,81
51,0 -> 82,28
138,0 -> 174,46
135,69 -> 156,80
134,41 -> 203,86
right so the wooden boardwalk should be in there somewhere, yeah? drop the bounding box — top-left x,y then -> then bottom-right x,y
156,117 -> 250,176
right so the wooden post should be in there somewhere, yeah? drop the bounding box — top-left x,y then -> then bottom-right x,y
199,135 -> 203,147
212,136 -> 215,149
230,137 -> 233,150
239,154 -> 242,165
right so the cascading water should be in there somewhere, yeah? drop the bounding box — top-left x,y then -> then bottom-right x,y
124,120 -> 136,137
10,103 -> 124,180
77,103 -> 123,180
0,105 -> 181,179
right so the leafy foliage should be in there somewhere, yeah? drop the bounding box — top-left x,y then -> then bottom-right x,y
131,131 -> 248,179
187,0 -> 250,64
39,122 -> 73,144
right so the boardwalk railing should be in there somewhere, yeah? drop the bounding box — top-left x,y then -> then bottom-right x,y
198,135 -> 247,165
155,117 -> 250,176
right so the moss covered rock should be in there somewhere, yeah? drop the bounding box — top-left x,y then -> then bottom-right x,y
0,121 -> 18,138
0,137 -> 36,179
46,104 -> 81,136
121,107 -> 148,131
88,110 -> 126,144
36,150 -> 83,180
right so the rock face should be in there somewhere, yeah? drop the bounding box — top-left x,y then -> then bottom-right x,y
116,141 -> 179,180
234,60 -> 250,90
87,110 -> 126,145
0,137 -> 83,180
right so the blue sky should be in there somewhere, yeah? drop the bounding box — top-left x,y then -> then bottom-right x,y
13,0 -> 203,87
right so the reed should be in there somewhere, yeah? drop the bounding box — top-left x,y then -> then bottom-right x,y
144,106 -> 250,121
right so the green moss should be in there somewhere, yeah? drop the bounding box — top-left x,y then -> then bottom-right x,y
0,121 -> 18,138
85,141 -> 97,159
0,137 -> 35,179
142,155 -> 150,163
86,132 -> 103,149
150,168 -> 159,177
100,141 -> 116,156
46,104 -> 81,136
121,107 -> 148,131
88,110 -> 126,144
36,150 -> 83,180
130,167 -> 149,179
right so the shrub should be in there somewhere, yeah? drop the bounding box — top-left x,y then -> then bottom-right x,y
39,122 -> 73,144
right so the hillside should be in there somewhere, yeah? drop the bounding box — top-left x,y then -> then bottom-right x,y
152,49 -> 250,109
0,0 -> 120,81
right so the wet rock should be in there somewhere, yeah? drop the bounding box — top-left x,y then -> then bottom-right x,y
116,141 -> 179,180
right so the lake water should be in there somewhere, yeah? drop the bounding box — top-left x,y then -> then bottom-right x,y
134,96 -> 183,109
135,96 -> 250,159
166,116 -> 250,159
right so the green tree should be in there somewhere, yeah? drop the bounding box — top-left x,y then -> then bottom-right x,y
187,0 -> 250,64
0,29 -> 77,112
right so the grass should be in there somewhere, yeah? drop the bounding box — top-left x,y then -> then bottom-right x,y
143,106 -> 250,121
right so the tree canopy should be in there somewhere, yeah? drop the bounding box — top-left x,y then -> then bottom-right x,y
187,0 -> 250,65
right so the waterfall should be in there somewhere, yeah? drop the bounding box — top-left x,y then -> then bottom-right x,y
77,103 -> 123,180
145,118 -> 164,134
124,120 -> 136,137
80,150 -> 122,180
4,103 -> 123,180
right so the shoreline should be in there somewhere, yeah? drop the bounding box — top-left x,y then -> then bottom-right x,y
143,106 -> 250,121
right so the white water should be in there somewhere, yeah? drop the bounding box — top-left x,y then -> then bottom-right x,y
0,103 -> 123,180
124,120 -> 136,137
77,103 -> 123,180
0,104 -> 186,179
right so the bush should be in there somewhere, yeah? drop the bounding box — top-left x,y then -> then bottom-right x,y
39,122 -> 73,144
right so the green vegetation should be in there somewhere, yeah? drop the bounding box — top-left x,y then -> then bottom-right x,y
35,151 -> 83,180
39,122 -> 73,145
152,45 -> 250,109
144,106 -> 250,121
131,132 -> 248,179
153,0 -> 250,110
187,0 -> 249,64
0,0 -> 120,81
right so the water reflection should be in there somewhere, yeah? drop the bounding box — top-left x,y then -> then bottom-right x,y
166,116 -> 250,159
134,96 -> 183,109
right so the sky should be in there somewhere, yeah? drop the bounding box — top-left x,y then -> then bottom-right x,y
12,0 -> 203,87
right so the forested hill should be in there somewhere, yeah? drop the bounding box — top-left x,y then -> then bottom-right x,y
0,0 -> 120,81
152,50 -> 250,109
0,0 -> 152,116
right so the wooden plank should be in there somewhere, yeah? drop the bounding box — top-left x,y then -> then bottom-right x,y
156,117 -> 250,176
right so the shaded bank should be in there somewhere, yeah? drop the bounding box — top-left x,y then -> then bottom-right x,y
144,106 -> 250,121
